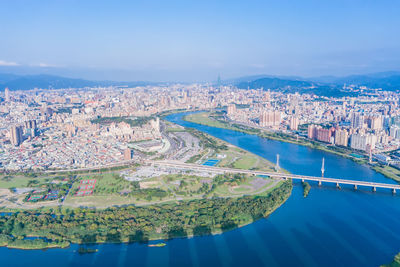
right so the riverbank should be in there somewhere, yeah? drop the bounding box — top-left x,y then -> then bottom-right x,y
0,235 -> 70,250
184,111 -> 400,183
0,181 -> 292,250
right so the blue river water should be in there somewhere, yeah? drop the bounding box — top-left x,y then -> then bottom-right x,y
2,111 -> 400,266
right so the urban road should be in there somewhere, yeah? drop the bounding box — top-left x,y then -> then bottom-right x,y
151,160 -> 400,193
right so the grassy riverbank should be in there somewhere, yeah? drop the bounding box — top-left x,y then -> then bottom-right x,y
0,181 -> 292,249
184,112 -> 400,183
0,235 -> 70,250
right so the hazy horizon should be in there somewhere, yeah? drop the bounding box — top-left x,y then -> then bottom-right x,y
2,68 -> 400,84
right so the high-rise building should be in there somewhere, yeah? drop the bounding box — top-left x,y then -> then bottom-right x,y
4,87 -> 10,102
316,127 -> 334,143
24,120 -> 38,137
308,125 -> 334,143
227,104 -> 236,116
308,124 -> 317,140
24,120 -> 37,129
335,128 -> 349,147
260,110 -> 281,127
383,116 -> 391,129
350,133 -> 377,151
350,112 -> 364,129
10,125 -> 23,146
390,125 -> 400,139
289,116 -> 299,131
369,115 -> 383,130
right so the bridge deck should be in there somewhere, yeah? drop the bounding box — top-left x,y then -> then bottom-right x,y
152,161 -> 400,190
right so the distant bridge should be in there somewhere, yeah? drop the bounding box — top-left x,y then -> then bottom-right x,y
151,160 -> 400,193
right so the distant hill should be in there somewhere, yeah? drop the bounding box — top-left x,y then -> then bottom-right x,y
232,71 -> 400,95
310,71 -> 400,90
333,74 -> 400,90
0,73 -> 21,84
0,73 -> 156,91
224,74 -> 305,85
2,71 -> 400,92
235,77 -> 349,96
236,77 -> 314,90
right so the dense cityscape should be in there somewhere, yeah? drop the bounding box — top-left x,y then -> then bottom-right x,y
2,84 -> 400,171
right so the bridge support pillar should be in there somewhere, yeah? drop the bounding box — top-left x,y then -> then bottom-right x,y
372,187 -> 376,192
354,185 -> 357,190
302,179 -> 304,183
393,188 -> 396,194
318,180 -> 322,186
336,182 -> 341,189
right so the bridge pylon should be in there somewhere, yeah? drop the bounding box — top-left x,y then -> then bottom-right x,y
275,154 -> 280,171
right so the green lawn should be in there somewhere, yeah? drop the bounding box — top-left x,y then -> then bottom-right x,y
233,155 -> 257,169
233,186 -> 253,193
0,174 -> 64,189
373,165 -> 400,182
184,112 -> 233,129
75,172 -> 133,195
166,128 -> 186,132
212,176 -> 274,197
63,194 -> 137,208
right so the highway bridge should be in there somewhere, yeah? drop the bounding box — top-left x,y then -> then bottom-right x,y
151,160 -> 400,193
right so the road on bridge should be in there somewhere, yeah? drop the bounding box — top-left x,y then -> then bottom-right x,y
151,160 -> 400,192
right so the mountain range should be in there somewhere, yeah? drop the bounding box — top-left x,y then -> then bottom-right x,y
0,73 -> 156,91
233,71 -> 400,95
1,71 -> 400,95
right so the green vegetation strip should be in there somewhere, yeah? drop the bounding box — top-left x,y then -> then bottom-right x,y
0,181 -> 291,249
91,116 -> 154,127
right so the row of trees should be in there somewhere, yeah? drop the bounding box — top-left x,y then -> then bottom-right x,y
90,116 -> 155,128
188,129 -> 228,152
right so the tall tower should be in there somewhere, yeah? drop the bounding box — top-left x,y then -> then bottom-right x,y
321,157 -> 325,177
217,74 -> 221,89
276,154 -> 280,171
4,87 -> 10,102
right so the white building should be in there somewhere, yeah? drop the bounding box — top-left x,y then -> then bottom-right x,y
350,133 -> 377,151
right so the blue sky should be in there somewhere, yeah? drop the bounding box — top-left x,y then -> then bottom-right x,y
0,0 -> 399,81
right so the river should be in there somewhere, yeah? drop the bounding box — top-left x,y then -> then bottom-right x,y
2,111 -> 400,266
